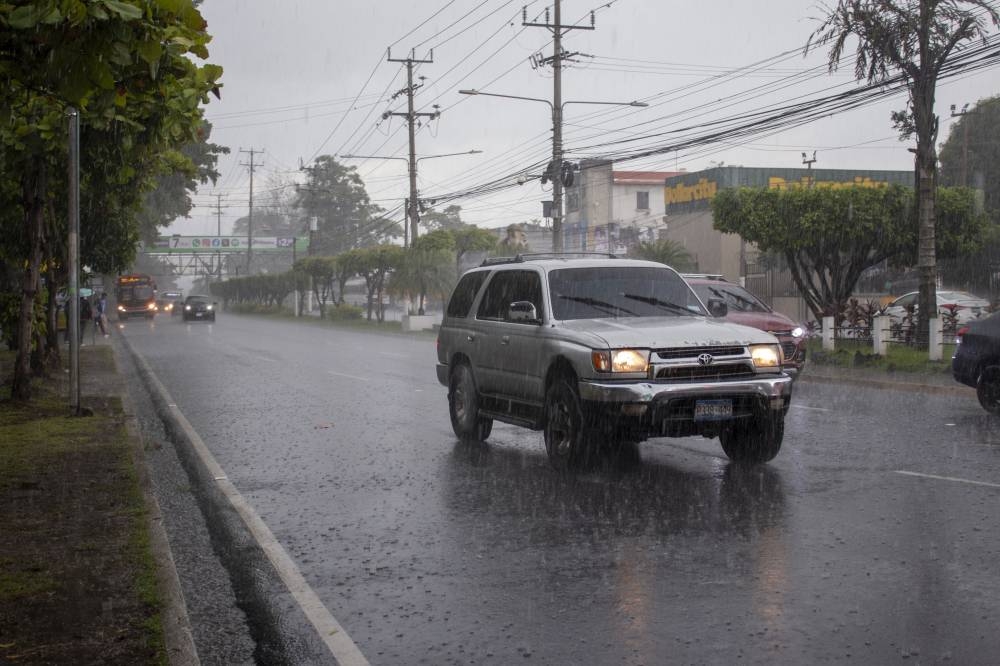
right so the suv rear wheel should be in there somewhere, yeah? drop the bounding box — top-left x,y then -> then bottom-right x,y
719,412 -> 783,464
544,378 -> 598,470
977,365 -> 1000,415
449,364 -> 493,442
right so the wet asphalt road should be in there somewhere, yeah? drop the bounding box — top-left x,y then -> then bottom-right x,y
120,312 -> 1000,665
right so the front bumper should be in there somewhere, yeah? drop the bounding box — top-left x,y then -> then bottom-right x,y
578,373 -> 792,409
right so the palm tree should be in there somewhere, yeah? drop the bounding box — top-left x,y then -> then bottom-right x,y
807,0 -> 999,345
630,239 -> 695,271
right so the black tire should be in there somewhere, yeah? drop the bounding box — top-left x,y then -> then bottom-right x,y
977,365 -> 1000,415
448,364 -> 493,442
543,378 -> 598,470
719,412 -> 784,464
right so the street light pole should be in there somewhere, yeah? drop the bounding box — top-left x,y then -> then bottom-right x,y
341,150 -> 481,247
459,89 -> 647,251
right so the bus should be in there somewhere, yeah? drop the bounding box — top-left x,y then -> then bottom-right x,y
115,274 -> 158,320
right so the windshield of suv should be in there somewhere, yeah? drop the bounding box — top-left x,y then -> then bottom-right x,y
549,266 -> 706,320
690,282 -> 771,313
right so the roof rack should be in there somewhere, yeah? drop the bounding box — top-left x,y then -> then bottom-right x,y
681,273 -> 726,280
480,251 -> 621,267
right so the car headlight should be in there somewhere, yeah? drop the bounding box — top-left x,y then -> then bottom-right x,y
791,326 -> 804,338
164,303 -> 173,311
750,344 -> 781,369
207,304 -> 213,311
592,349 -> 649,373
117,305 -> 125,312
185,305 -> 192,311
148,303 -> 157,310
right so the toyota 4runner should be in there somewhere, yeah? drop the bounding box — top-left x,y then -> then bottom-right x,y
436,254 -> 793,468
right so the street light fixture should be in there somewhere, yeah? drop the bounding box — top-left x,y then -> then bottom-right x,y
339,150 -> 482,246
459,89 -> 648,251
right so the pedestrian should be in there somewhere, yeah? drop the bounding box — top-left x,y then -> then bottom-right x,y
95,292 -> 109,337
79,295 -> 92,344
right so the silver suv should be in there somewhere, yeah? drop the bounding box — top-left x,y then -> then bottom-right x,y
435,254 -> 793,468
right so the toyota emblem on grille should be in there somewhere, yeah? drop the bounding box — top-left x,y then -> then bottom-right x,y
697,353 -> 715,366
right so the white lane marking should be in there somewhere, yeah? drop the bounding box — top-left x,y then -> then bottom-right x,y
256,356 -> 278,363
790,404 -> 830,412
894,470 -> 1000,490
379,351 -> 408,358
328,370 -> 369,382
133,353 -> 369,665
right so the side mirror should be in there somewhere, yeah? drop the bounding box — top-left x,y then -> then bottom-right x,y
508,301 -> 540,323
706,298 -> 728,318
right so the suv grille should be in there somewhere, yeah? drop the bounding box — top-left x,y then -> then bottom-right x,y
654,345 -> 745,360
656,363 -> 755,382
781,342 -> 798,360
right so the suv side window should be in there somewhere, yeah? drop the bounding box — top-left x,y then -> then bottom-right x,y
476,270 -> 544,322
446,271 -> 488,318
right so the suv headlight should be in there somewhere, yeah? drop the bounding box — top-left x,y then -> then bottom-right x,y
592,349 -> 649,373
750,344 -> 781,369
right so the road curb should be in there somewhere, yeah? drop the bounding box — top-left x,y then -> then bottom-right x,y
798,369 -> 976,396
118,331 -> 369,666
109,340 -> 200,666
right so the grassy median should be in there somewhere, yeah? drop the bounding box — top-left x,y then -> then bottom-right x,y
0,348 -> 165,665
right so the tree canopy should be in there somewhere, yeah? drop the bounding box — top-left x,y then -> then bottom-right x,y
629,239 -> 695,271
0,0 -> 223,398
712,184 -> 987,323
939,94 -> 1000,219
807,0 -> 999,342
295,155 -> 400,255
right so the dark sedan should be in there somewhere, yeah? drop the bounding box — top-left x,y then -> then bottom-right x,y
953,311 -> 1000,414
182,295 -> 216,322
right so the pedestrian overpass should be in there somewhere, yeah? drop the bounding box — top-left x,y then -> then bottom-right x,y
137,235 -> 308,277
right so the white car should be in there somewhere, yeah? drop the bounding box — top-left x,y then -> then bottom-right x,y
883,290 -> 989,325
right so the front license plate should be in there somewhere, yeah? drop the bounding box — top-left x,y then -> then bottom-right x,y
694,399 -> 733,421
195,312 -> 203,317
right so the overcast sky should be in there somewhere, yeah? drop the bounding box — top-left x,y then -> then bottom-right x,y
168,0 -> 1000,238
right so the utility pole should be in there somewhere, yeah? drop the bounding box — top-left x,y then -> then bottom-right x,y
386,49 -> 439,247
950,103 -> 971,187
213,193 -> 224,279
802,151 -> 817,188
523,1 -> 595,252
239,147 -> 263,272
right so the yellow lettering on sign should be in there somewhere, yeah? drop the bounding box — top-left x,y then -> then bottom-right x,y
664,178 -> 718,206
768,176 -> 891,191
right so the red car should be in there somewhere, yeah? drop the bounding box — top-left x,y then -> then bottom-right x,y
684,275 -> 807,378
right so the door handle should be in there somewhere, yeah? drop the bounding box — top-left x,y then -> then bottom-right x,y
500,335 -> 510,345
467,334 -> 476,342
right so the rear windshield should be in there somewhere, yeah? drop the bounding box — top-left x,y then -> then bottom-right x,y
690,282 -> 770,313
548,266 -> 705,320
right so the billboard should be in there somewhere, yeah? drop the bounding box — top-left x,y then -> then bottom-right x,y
144,236 -> 308,253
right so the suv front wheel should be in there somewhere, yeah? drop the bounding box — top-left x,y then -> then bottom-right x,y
719,411 -> 784,463
449,364 -> 493,442
544,378 -> 598,470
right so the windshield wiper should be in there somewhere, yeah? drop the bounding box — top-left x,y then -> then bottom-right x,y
558,295 -> 637,317
622,293 -> 697,316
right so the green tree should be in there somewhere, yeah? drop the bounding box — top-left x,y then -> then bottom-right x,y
390,230 -> 456,314
353,245 -> 405,322
296,155 -> 399,255
421,205 -> 466,231
0,0 -> 223,399
451,225 -> 498,273
712,184 -> 987,323
294,256 -> 336,319
939,95 -> 999,217
138,121 -> 229,242
629,239 -> 695,271
807,0 -> 999,344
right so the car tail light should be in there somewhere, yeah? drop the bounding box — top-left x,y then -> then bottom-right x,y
956,326 -> 969,345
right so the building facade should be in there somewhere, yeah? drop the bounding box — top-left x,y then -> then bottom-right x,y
660,165 -> 913,320
563,159 -> 681,253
